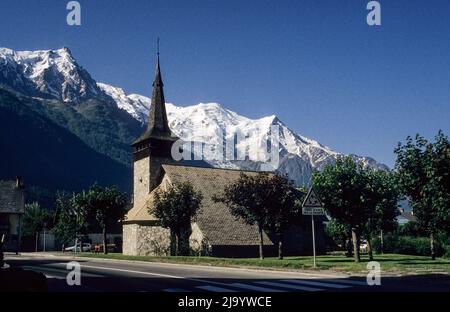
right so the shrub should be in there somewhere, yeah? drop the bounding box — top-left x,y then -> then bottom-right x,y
372,235 -> 445,257
443,246 -> 450,259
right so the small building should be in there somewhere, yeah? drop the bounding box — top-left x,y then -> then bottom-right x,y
122,55 -> 325,257
0,177 -> 25,251
397,208 -> 417,225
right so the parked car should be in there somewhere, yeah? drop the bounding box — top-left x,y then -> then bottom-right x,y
64,243 -> 92,252
93,244 -> 116,253
360,240 -> 368,253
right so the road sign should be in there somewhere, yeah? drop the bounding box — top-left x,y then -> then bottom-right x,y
302,187 -> 324,269
302,207 -> 325,215
302,188 -> 323,208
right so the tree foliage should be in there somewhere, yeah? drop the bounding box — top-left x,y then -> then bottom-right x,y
23,202 -> 53,251
84,185 -> 127,254
151,181 -> 203,256
313,156 -> 400,262
52,192 -> 87,246
395,131 -> 450,259
216,172 -> 302,260
23,202 -> 52,236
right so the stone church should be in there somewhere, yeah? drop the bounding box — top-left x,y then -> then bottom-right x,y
122,55 -> 325,257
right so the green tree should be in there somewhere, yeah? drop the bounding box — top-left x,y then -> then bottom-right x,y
216,172 -> 301,260
84,185 -> 127,254
312,156 -> 371,262
53,192 -> 89,250
325,218 -> 351,251
261,175 -> 302,259
23,202 -> 52,252
395,131 -> 450,259
363,170 -> 400,259
151,182 -> 203,256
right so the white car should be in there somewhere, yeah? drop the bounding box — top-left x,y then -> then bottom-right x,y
64,243 -> 92,252
360,240 -> 368,253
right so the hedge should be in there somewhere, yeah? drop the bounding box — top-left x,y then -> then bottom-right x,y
372,235 -> 445,257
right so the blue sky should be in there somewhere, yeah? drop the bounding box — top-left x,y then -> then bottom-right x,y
1,0 -> 449,167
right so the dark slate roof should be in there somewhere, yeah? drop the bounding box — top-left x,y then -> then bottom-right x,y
0,180 -> 25,214
133,55 -> 178,145
398,211 -> 416,223
161,165 -> 274,247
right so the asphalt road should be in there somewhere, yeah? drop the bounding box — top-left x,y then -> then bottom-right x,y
4,253 -> 450,292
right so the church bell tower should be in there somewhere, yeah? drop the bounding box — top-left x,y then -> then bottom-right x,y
132,51 -> 179,208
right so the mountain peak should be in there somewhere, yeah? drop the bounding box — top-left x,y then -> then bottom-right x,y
0,47 -> 388,186
0,47 -> 100,103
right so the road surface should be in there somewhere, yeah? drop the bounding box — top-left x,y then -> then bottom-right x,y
4,253 -> 450,292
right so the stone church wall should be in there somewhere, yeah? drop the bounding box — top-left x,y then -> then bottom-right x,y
123,222 -> 209,256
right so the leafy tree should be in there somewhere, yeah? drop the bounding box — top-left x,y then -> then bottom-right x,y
395,131 -> 450,259
313,157 -> 372,262
151,182 -> 203,256
325,218 -> 351,251
263,175 -> 302,259
23,202 -> 52,252
363,170 -> 400,259
216,173 -> 301,260
84,185 -> 127,254
397,221 -> 423,237
53,192 -> 88,249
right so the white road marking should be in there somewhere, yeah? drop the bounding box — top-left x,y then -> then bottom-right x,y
163,288 -> 192,292
44,274 -> 65,280
321,279 -> 368,286
196,285 -> 237,292
255,281 -> 323,292
281,279 -> 351,289
229,283 -> 286,292
23,265 -> 103,278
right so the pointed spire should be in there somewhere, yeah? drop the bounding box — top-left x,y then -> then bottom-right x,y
133,40 -> 176,145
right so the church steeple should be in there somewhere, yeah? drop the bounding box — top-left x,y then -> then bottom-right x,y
132,45 -> 179,199
133,49 -> 176,145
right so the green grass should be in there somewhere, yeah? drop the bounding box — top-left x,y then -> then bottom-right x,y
77,252 -> 450,275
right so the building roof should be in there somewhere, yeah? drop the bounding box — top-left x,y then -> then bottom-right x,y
126,164 -> 275,247
397,210 -> 417,224
0,179 -> 25,214
133,54 -> 178,145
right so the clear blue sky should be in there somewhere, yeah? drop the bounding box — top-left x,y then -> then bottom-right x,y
1,0 -> 449,167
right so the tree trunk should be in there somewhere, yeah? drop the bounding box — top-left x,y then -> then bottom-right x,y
430,232 -> 436,260
380,230 -> 384,255
278,233 -> 283,260
175,232 -> 180,257
35,232 -> 39,252
351,228 -> 360,263
258,224 -> 264,260
345,237 -> 353,257
103,225 -> 107,255
367,235 -> 373,261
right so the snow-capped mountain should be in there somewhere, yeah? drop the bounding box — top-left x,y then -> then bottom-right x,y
97,82 -> 149,122
98,83 -> 388,185
0,47 -> 388,186
0,47 -> 101,103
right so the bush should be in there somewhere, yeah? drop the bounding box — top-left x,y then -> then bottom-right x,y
443,246 -> 450,259
372,235 -> 445,257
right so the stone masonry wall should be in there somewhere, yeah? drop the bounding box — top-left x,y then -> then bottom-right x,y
123,222 -> 209,256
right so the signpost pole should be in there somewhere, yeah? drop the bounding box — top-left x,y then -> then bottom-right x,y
302,187 -> 323,270
311,214 -> 316,268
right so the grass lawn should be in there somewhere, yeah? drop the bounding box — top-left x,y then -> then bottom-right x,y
77,252 -> 450,275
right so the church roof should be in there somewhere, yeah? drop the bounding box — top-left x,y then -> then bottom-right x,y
133,54 -> 178,145
126,164 -> 274,247
0,179 -> 25,214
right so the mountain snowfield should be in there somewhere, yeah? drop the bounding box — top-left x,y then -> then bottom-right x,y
97,83 -> 388,185
1,47 -> 388,185
0,47 -> 102,103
